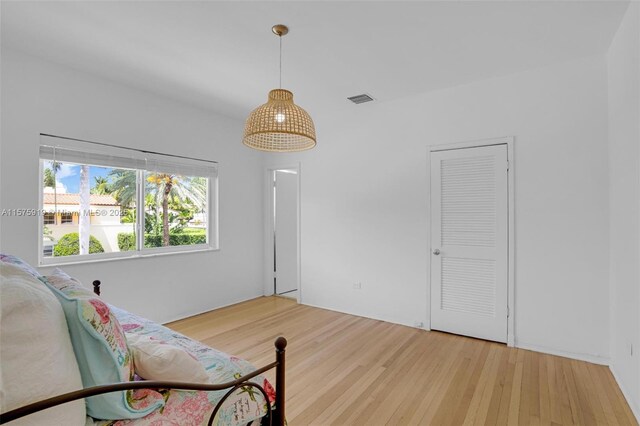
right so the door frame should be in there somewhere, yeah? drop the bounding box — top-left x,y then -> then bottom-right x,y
427,136 -> 515,346
264,163 -> 302,303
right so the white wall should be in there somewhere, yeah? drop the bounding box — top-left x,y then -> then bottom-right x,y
0,48 -> 264,323
607,2 -> 640,418
267,54 -> 611,362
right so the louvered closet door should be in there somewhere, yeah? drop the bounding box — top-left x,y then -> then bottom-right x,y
430,145 -> 508,343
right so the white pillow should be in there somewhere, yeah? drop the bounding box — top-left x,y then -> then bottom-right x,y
0,263 -> 86,425
126,333 -> 210,383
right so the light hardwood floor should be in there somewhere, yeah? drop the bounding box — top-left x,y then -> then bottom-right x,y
168,296 -> 637,426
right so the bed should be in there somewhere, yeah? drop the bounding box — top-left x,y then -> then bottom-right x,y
0,255 -> 286,426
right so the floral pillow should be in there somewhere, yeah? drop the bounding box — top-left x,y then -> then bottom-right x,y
44,268 -> 165,420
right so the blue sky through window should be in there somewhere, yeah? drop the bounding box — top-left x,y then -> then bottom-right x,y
44,161 -> 112,193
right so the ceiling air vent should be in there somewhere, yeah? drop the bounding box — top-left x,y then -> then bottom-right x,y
347,94 -> 375,104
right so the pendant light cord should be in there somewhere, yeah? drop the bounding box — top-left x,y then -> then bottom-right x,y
279,35 -> 282,89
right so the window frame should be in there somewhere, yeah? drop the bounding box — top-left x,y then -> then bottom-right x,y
38,135 -> 219,266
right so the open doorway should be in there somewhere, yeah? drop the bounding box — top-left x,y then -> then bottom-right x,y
268,167 -> 300,300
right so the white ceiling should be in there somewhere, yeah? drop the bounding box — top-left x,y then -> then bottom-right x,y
1,1 -> 629,121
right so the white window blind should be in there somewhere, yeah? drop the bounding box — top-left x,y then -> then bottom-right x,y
40,135 -> 218,177
145,154 -> 218,178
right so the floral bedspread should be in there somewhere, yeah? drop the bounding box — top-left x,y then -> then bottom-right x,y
91,306 -> 274,426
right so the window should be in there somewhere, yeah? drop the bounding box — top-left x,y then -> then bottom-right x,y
43,212 -> 55,225
60,212 -> 73,224
39,135 -> 218,265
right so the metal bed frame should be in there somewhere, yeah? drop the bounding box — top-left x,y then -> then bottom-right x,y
0,280 -> 286,426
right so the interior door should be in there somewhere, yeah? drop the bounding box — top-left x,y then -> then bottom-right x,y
274,170 -> 298,296
430,144 -> 508,343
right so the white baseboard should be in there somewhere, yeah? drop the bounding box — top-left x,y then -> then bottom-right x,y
610,365 -> 640,423
300,303 -> 614,366
515,341 -> 610,365
161,293 -> 265,325
300,301 -> 427,330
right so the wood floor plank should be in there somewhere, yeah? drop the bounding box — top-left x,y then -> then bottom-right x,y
429,340 -> 486,425
594,362 -> 637,425
561,357 -> 586,425
167,297 -> 638,426
384,333 -> 449,425
465,345 -> 504,425
408,337 -> 467,424
538,353 -> 551,426
507,352 -> 525,425
554,354 -> 575,426
585,362 -> 618,426
489,348 -> 514,425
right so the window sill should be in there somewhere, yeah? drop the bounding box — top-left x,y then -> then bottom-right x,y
38,246 -> 219,267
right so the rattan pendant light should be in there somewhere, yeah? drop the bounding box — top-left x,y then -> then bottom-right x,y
242,24 -> 316,152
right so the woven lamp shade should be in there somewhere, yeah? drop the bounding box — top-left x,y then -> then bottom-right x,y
243,89 -> 316,152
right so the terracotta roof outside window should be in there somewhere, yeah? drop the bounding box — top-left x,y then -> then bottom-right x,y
42,193 -> 119,206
